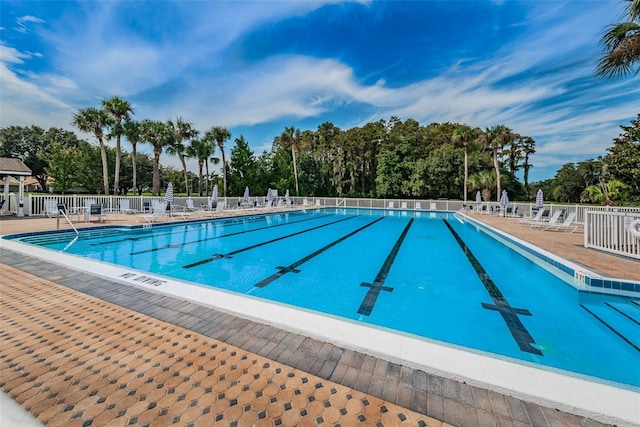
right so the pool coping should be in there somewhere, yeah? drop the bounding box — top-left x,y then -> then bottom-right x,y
1,213 -> 639,426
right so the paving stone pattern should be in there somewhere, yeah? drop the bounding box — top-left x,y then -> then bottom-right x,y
0,248 -> 612,427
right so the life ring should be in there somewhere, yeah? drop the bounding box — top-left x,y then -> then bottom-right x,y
630,219 -> 640,237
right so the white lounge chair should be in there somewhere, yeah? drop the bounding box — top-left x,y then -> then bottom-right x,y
315,199 -> 322,207
137,201 -> 168,223
302,198 -> 309,207
415,202 -> 422,209
388,201 -> 395,209
43,199 -> 59,217
429,202 -> 437,210
518,208 -> 545,224
541,212 -> 578,232
530,210 -> 563,228
400,202 -> 407,209
119,199 -> 137,214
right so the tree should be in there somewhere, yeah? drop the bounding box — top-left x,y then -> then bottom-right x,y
207,127 -> 231,197
482,125 -> 514,200
280,126 -> 301,195
123,120 -> 141,194
102,96 -> 134,195
581,179 -> 627,205
596,0 -> 640,78
604,113 -> 640,197
186,138 -> 214,196
166,118 -> 198,196
468,170 -> 497,202
452,124 -> 479,203
72,107 -> 113,194
519,136 -> 536,196
228,135 -> 257,196
139,119 -> 173,195
46,143 -> 82,193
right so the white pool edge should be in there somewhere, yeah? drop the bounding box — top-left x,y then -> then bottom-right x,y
2,236 -> 639,427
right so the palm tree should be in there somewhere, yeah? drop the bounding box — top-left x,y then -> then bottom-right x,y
123,120 -> 141,195
186,138 -> 213,196
581,179 -> 626,205
280,126 -> 301,195
72,107 -> 113,195
597,0 -> 640,78
102,96 -> 134,195
482,125 -> 514,201
167,118 -> 199,196
198,134 -> 216,195
468,170 -> 497,202
207,127 -> 231,197
519,136 -> 536,195
139,119 -> 173,195
451,124 -> 479,204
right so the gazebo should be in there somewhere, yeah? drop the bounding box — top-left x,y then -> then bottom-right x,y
0,157 -> 32,217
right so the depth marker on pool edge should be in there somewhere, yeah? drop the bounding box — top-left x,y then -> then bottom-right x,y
357,217 -> 415,316
254,216 -> 386,288
442,219 -> 542,356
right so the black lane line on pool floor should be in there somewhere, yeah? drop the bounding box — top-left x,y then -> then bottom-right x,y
357,217 -> 415,316
441,219 -> 542,355
182,216 -> 357,269
129,213 -> 334,255
90,210 -> 314,246
254,217 -> 386,289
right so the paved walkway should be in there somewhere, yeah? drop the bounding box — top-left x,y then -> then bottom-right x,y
2,211 -> 630,426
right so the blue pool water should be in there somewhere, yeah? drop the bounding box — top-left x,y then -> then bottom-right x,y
8,208 -> 640,389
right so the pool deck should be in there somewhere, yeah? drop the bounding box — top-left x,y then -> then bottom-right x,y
1,209 -> 637,427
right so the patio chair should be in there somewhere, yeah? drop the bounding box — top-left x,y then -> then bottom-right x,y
44,199 -> 59,217
541,212 -> 578,233
137,201 -> 168,223
529,210 -> 563,228
415,202 -> 422,209
388,201 -> 395,209
518,208 -> 546,224
119,199 -> 137,214
400,202 -> 408,209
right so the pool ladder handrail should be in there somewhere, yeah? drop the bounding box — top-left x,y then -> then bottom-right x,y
56,207 -> 79,235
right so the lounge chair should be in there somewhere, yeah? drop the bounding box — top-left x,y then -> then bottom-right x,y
302,198 -> 309,207
541,212 -> 578,232
429,202 -> 437,210
88,203 -> 105,222
44,199 -> 59,217
119,199 -> 137,214
137,201 -> 168,223
415,202 -> 422,209
518,208 -> 546,224
529,210 -> 563,228
315,199 -> 322,207
400,202 -> 408,209
388,201 -> 395,209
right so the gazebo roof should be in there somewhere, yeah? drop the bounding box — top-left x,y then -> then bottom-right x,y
0,157 -> 32,176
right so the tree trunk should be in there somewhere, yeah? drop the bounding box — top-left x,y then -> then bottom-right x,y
99,138 -> 109,195
221,150 -> 227,197
205,159 -> 210,196
114,136 -> 121,195
180,155 -> 189,196
198,160 -> 204,196
493,149 -> 501,201
463,143 -> 468,204
153,147 -> 161,195
132,143 -> 137,195
292,145 -> 299,195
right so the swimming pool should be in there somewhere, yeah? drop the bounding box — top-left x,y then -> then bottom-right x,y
6,207 -> 640,394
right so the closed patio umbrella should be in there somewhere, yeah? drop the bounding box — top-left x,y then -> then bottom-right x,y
475,191 -> 481,205
285,189 -> 290,205
211,184 -> 218,208
164,182 -> 173,210
243,186 -> 249,202
535,189 -> 544,209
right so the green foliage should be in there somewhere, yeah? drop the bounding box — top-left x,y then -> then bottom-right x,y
604,113 -> 640,198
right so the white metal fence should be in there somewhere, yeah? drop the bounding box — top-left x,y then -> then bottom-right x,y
584,210 -> 640,260
6,194 -> 640,260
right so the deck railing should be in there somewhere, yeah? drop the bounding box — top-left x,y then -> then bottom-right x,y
14,194 -> 640,260
584,210 -> 640,260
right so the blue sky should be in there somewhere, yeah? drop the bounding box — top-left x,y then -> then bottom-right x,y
1,0 -> 638,183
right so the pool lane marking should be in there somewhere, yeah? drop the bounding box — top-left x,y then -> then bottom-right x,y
254,216 -> 386,288
580,304 -> 640,352
129,213 -> 333,255
182,216 -> 357,269
357,217 -> 415,316
442,219 -> 543,356
91,211 -> 313,246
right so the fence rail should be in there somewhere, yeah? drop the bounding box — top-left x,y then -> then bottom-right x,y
585,210 -> 640,260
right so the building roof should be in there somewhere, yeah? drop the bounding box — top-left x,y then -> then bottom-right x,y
0,158 -> 32,176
